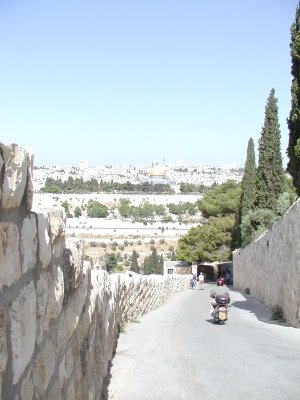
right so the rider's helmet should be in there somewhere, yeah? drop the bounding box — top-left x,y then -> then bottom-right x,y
217,278 -> 224,286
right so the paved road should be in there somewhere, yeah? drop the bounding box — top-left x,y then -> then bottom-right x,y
105,284 -> 300,400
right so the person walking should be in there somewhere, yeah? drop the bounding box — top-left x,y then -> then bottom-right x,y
198,272 -> 204,290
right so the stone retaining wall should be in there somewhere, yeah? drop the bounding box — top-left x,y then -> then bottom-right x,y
233,198 -> 300,328
0,142 -> 189,400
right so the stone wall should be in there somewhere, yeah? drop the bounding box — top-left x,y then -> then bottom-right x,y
233,198 -> 300,328
0,142 -> 189,400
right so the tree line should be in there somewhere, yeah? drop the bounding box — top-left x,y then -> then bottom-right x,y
41,176 -> 210,194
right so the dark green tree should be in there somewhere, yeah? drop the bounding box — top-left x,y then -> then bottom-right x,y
105,253 -> 118,274
143,247 -> 161,275
171,249 -> 176,261
237,138 -> 257,246
240,138 -> 257,216
74,206 -> 82,218
196,180 -> 241,218
159,254 -> 164,275
256,89 -> 284,211
287,3 -> 300,196
176,215 -> 236,263
87,201 -> 109,218
130,250 -> 140,273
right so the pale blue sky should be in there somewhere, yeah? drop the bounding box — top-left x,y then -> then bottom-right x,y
0,0 -> 299,168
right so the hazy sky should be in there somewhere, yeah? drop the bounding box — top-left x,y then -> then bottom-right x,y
0,0 -> 299,168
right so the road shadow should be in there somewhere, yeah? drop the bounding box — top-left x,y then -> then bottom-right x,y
229,287 -> 293,327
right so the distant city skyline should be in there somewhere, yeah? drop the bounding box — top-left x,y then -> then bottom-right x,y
0,1 -> 298,168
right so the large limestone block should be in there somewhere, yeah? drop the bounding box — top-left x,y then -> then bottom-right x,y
10,282 -> 36,384
59,346 -> 74,391
0,143 -> 28,210
21,367 -> 33,400
63,238 -> 84,302
48,209 -> 66,258
33,338 -> 56,397
46,265 -> 64,321
0,309 -> 8,380
36,266 -> 64,344
57,271 -> 88,352
0,222 -> 21,290
36,273 -> 49,344
36,213 -> 52,269
20,214 -> 37,273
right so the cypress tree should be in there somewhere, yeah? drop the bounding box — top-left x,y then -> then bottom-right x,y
287,3 -> 300,196
236,138 -> 257,247
130,250 -> 140,273
240,138 -> 257,217
256,88 -> 284,211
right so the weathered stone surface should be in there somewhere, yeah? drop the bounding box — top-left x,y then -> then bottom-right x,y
50,265 -> 65,318
36,213 -> 52,269
57,271 -> 89,352
10,282 -> 36,384
23,149 -> 34,212
63,239 -> 84,302
33,338 -> 56,397
0,309 -> 8,381
21,367 -> 33,400
21,214 -> 37,273
36,273 -> 49,344
233,198 -> 300,327
0,222 -> 21,290
36,266 -> 64,344
0,150 -> 3,200
61,346 -> 74,389
48,209 -> 66,258
46,379 -> 62,400
0,143 -> 28,210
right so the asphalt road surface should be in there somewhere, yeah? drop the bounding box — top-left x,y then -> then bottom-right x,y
105,284 -> 300,400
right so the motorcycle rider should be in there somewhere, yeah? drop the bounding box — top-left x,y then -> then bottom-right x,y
210,278 -> 230,316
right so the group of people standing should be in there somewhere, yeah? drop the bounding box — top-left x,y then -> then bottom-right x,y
189,272 -> 205,289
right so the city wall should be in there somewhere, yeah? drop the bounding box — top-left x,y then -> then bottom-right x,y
233,198 -> 300,328
0,143 -> 189,400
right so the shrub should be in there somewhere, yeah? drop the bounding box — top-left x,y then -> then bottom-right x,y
271,305 -> 286,322
244,287 -> 250,294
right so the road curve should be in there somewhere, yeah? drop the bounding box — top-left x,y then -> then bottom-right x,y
105,284 -> 300,400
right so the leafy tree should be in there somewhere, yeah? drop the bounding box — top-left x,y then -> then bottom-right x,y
287,3 -> 300,196
176,215 -> 236,263
256,89 -> 284,211
118,198 -> 132,218
240,208 -> 277,246
105,253 -> 118,273
196,180 -> 241,218
74,206 -> 82,218
87,201 -> 109,218
61,200 -> 72,217
130,250 -> 140,273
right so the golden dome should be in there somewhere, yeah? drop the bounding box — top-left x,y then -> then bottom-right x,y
149,164 -> 167,177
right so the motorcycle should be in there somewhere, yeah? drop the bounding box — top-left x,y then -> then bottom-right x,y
211,294 -> 230,324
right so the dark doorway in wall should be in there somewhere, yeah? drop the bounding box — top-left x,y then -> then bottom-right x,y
197,264 -> 216,282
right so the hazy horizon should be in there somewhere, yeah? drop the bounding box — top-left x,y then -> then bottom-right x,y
1,0 -> 298,169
